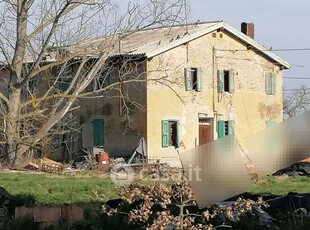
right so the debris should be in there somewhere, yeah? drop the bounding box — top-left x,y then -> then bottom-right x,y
112,157 -> 126,165
24,161 -> 39,171
272,161 -> 310,177
110,158 -> 129,174
40,157 -> 63,173
127,137 -> 147,165
0,186 -> 10,228
76,150 -> 98,170
95,152 -> 109,165
0,186 -> 11,200
300,157 -> 310,163
266,192 -> 310,214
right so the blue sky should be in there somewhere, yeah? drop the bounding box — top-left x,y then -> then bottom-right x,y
188,0 -> 310,90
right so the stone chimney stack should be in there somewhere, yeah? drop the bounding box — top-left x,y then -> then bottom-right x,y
241,22 -> 255,39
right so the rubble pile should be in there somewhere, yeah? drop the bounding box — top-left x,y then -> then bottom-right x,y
0,187 -> 11,228
272,160 -> 310,177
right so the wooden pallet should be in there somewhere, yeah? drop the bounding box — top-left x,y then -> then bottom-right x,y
40,157 -> 63,173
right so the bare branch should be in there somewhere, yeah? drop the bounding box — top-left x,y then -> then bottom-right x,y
283,84 -> 310,118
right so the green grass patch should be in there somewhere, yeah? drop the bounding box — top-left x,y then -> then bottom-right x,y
1,172 -> 309,207
0,173 -> 119,206
251,175 -> 310,195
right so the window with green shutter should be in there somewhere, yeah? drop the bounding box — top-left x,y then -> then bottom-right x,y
265,72 -> 276,95
162,120 -> 179,148
217,70 -> 224,93
60,79 -> 71,91
52,65 -> 73,92
265,120 -> 276,127
162,120 -> 169,147
184,68 -> 201,92
218,120 -> 235,138
86,70 -> 111,92
228,70 -> 234,93
218,120 -> 225,138
92,119 -> 105,146
227,120 -> 235,135
217,69 -> 234,93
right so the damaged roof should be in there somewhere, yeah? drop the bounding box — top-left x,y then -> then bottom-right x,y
67,21 -> 290,69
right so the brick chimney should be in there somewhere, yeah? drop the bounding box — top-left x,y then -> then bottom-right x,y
241,22 -> 254,39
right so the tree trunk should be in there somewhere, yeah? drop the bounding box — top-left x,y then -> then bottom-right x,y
6,88 -> 22,166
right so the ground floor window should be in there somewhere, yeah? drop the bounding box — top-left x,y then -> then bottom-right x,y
218,120 -> 234,138
265,120 -> 276,127
162,120 -> 179,148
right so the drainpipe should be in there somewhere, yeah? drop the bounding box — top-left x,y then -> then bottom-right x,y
212,46 -> 216,113
212,46 -> 218,134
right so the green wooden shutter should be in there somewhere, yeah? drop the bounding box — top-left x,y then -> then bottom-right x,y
86,80 -> 95,92
93,119 -> 104,146
228,70 -> 234,93
217,70 -> 224,93
86,80 -> 94,92
162,120 -> 169,147
196,69 -> 202,92
176,121 -> 180,148
271,73 -> 276,95
265,72 -> 272,95
184,68 -> 192,91
265,72 -> 276,95
265,120 -> 276,127
218,120 -> 225,138
228,120 -> 235,135
61,79 -> 70,92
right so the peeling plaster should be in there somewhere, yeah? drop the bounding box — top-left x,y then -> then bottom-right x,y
258,102 -> 281,120
223,93 -> 237,121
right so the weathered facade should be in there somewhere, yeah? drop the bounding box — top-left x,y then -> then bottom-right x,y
0,21 -> 288,164
76,21 -> 290,166
76,58 -> 148,157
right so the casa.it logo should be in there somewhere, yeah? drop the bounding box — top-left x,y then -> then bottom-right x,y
110,164 -> 135,186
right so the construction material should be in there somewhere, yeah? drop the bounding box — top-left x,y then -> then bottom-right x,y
40,158 -> 63,173
24,161 -> 39,171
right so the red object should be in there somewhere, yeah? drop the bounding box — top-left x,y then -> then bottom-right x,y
95,153 -> 109,165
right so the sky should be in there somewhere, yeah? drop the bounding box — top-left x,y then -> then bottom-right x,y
187,0 -> 310,91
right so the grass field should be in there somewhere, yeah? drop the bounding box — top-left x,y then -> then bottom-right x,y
1,173 -> 309,230
0,172 -> 119,206
251,175 -> 310,195
1,172 -> 310,206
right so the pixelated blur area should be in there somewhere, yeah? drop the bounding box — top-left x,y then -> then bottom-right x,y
179,111 -> 310,209
179,135 -> 252,208
245,111 -> 310,175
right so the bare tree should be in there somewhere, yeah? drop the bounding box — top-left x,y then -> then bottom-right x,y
0,0 -> 188,166
283,84 -> 310,118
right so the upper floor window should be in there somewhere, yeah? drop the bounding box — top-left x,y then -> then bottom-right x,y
184,68 -> 201,92
265,72 -> 276,95
86,70 -> 111,92
51,65 -> 73,92
217,70 -> 234,93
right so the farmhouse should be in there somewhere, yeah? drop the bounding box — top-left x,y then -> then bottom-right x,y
72,21 -> 290,166
0,21 -> 290,166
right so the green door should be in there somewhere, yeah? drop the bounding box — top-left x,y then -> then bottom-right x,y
93,119 -> 104,146
218,120 -> 225,138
